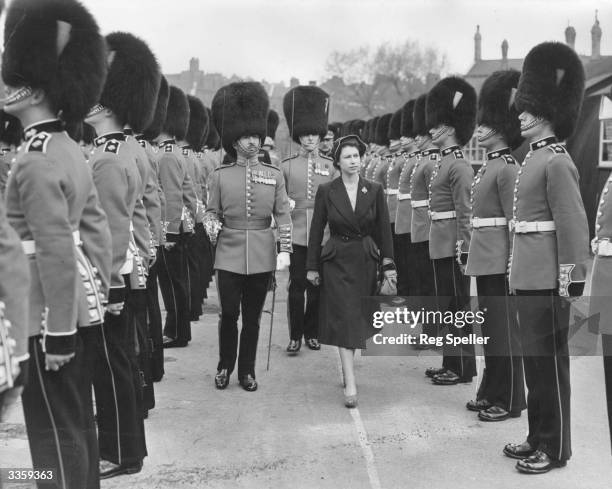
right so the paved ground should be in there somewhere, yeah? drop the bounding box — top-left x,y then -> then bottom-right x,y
1,270 -> 611,489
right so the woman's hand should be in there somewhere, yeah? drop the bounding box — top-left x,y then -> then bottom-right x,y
307,270 -> 321,286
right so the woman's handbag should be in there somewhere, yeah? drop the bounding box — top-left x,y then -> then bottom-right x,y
376,261 -> 397,296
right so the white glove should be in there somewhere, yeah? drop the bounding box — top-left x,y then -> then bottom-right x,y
276,251 -> 290,271
288,198 -> 296,211
203,214 -> 223,246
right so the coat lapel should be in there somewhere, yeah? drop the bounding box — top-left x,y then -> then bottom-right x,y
354,177 -> 375,220
329,177 -> 361,233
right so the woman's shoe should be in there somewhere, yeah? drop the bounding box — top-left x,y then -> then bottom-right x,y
344,394 -> 358,408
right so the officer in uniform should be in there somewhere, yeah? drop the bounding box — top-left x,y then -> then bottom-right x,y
282,85 -> 333,353
141,76 -> 170,382
371,114 -> 392,188
205,81 -> 292,391
85,33 -> 156,477
425,77 -> 477,385
321,122 -> 342,157
504,42 -> 588,474
363,116 -> 380,180
262,109 -> 281,166
3,0 -> 112,485
157,86 -> 198,348
394,100 -> 420,296
0,111 -> 21,198
385,109 -> 403,275
202,107 -> 223,170
465,70 -> 526,421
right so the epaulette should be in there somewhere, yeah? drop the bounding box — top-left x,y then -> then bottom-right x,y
164,144 -> 173,153
261,160 -> 280,171
453,149 -> 464,159
547,143 -> 567,155
281,153 -> 299,163
26,132 -> 51,153
216,162 -> 236,170
103,140 -> 120,154
501,154 -> 516,165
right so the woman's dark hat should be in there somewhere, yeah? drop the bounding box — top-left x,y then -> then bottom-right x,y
331,134 -> 367,162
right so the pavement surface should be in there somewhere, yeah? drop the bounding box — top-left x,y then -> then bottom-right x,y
1,269 -> 612,489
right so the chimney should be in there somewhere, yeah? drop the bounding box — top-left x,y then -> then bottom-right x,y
290,77 -> 299,88
189,57 -> 200,74
501,39 -> 509,68
565,23 -> 576,50
592,10 -> 602,60
474,25 -> 482,62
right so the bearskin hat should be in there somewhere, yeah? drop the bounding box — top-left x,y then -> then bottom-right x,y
204,107 -> 221,150
426,76 -> 476,146
283,85 -> 329,143
0,110 -> 22,146
2,0 -> 107,123
211,81 -> 269,157
186,95 -> 207,150
515,42 -> 585,141
478,70 -> 523,150
328,122 -> 342,140
267,110 -> 280,140
98,32 -> 160,132
413,94 -> 428,137
400,100 -> 416,138
143,76 -> 169,141
388,110 -> 402,141
164,85 -> 189,141
369,117 -> 380,144
350,119 -> 366,139
375,113 -> 392,146
341,121 -> 351,137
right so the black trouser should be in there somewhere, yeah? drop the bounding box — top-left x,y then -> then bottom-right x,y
146,260 -> 164,382
216,270 -> 272,378
185,231 -> 202,320
396,233 -> 420,297
195,222 -> 214,301
159,239 -> 191,343
127,287 -> 154,413
22,333 -> 99,489
413,240 -> 435,297
475,274 -> 525,413
288,245 -> 319,341
515,289 -> 571,462
86,303 -> 146,466
432,257 -> 476,380
603,334 -> 612,455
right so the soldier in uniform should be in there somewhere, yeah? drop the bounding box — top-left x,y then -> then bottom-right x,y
504,42 -> 588,474
2,0 -> 112,485
141,77 -> 170,382
363,116 -> 380,180
465,70 -> 526,421
156,86 -> 198,348
425,77 -> 477,385
205,81 -> 292,391
394,100 -> 419,296
84,33 -> 157,478
385,109 -> 403,277
371,114 -> 392,187
0,111 -> 21,198
321,122 -> 341,157
262,109 -> 281,166
282,85 -> 333,353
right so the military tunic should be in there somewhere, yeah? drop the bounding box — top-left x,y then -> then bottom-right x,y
410,149 -> 438,242
385,153 -> 403,225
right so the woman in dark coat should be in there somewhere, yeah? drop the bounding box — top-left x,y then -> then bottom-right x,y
306,135 -> 395,408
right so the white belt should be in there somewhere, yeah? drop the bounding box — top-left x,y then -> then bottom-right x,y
511,220 -> 556,234
593,239 -> 612,256
397,193 -> 411,201
385,189 -> 399,195
22,230 -> 81,256
429,210 -> 456,221
411,200 -> 428,208
472,217 -> 507,228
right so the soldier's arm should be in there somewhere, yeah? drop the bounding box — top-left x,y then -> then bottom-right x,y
306,184 -> 328,271
449,160 -> 473,262
0,200 -> 30,359
79,178 -> 112,299
91,158 -> 131,303
182,161 -> 198,219
132,198 -> 151,261
143,158 -> 162,248
273,169 -> 292,253
497,163 -> 518,249
15,156 -> 78,354
158,153 -> 184,240
546,155 -> 589,296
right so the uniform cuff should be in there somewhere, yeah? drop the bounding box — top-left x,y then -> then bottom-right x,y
43,331 -> 77,355
108,286 -> 127,304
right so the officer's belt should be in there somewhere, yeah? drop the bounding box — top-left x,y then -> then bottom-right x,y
411,199 -> 428,208
593,239 -> 612,256
397,193 -> 411,201
429,210 -> 456,221
293,198 -> 314,209
22,230 -> 81,255
223,216 -> 272,230
511,220 -> 556,234
384,189 -> 399,196
472,217 -> 507,228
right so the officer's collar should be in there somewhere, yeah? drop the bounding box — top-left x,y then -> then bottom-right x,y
94,131 -> 126,147
529,136 -> 557,152
134,134 -> 146,142
159,139 -> 176,148
23,119 -> 63,141
420,148 -> 440,157
441,145 -> 460,156
406,150 -> 420,159
236,154 -> 259,167
299,146 -> 318,157
486,147 -> 511,160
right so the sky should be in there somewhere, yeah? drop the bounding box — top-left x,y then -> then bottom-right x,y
17,0 -> 612,84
